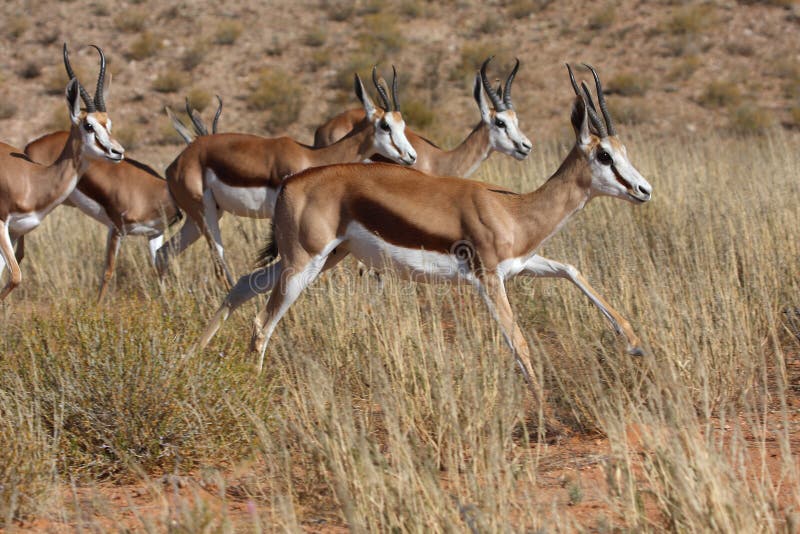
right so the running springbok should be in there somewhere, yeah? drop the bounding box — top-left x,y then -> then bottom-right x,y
156,70 -> 417,288
197,65 -> 652,432
313,57 -> 532,177
0,44 -> 124,301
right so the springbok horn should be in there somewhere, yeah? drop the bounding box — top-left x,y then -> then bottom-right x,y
390,65 -> 400,111
185,97 -> 208,136
480,56 -> 506,111
502,58 -> 519,109
89,45 -> 106,111
212,95 -> 223,134
566,64 -> 606,137
372,66 -> 391,111
63,43 -> 95,112
584,63 -> 616,136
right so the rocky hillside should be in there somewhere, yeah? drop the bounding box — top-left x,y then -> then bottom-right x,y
1,0 -> 798,168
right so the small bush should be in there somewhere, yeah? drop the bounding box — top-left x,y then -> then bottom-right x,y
214,21 -> 242,45
248,68 -> 304,131
588,5 -> 616,30
325,0 -> 354,21
6,16 -> 29,41
505,0 -> 551,17
729,105 -> 773,134
18,62 -> 41,80
152,71 -> 188,93
400,0 -> 428,18
402,99 -> 435,130
357,13 -> 405,58
304,29 -> 327,47
0,100 -> 17,120
725,41 -> 755,57
186,87 -> 212,111
699,80 -> 741,108
113,124 -> 139,150
46,103 -> 71,131
791,106 -> 800,126
662,5 -> 715,35
114,8 -> 147,32
332,54 -> 374,95
667,55 -> 701,81
607,72 -> 649,96
608,100 -> 649,125
475,14 -> 502,35
309,48 -> 333,72
127,32 -> 162,60
451,41 -> 503,82
182,41 -> 208,71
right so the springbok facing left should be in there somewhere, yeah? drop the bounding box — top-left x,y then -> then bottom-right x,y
0,44 -> 124,301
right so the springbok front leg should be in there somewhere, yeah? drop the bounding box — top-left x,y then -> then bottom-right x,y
521,255 -> 643,355
97,228 -> 122,303
0,221 -> 22,301
201,190 -> 234,288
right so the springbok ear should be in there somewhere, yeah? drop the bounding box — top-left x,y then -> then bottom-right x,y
65,78 -> 81,125
354,73 -> 378,120
473,74 -> 492,123
570,95 -> 590,145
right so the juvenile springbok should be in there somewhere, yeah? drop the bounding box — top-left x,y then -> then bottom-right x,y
313,58 -> 532,177
0,44 -> 124,300
156,70 -> 417,288
196,65 -> 652,431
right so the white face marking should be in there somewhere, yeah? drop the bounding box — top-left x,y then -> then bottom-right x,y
372,113 -> 417,165
81,115 -> 124,162
488,109 -> 532,160
345,221 -> 474,283
205,169 -> 277,218
586,138 -> 651,203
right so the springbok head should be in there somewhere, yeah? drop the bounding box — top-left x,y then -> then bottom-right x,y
474,56 -> 532,160
63,43 -> 124,162
354,66 -> 417,165
567,64 -> 651,203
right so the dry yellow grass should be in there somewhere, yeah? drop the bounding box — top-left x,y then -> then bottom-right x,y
1,128 -> 798,530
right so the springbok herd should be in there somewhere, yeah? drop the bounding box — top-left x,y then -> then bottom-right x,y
1,43 -> 652,410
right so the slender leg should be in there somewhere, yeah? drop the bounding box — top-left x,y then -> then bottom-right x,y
202,190 -> 234,288
0,221 -> 22,301
97,228 -> 122,303
154,218 -> 203,278
14,235 -> 24,264
147,234 -> 164,267
521,255 -> 643,355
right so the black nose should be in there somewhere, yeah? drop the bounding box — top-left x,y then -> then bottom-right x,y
408,153 -> 416,162
637,183 -> 651,197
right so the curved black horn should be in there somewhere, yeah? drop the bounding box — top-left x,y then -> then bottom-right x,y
63,43 -> 95,112
583,63 -> 616,136
372,66 -> 391,111
480,56 -> 505,111
212,95 -> 223,134
565,64 -> 606,137
502,58 -> 519,109
185,97 -> 208,136
89,45 -> 107,111
390,65 -> 400,111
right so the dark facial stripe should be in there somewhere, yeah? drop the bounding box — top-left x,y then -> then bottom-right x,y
611,164 -> 632,191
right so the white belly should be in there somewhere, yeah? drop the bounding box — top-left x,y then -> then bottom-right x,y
345,222 -> 473,283
121,219 -> 165,237
206,169 -> 276,218
69,187 -> 114,228
7,211 -> 45,235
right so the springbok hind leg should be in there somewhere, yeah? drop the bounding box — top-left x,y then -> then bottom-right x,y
0,221 -> 22,302
97,228 -> 122,303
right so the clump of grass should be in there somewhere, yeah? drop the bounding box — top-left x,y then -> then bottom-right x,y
324,0 -> 354,21
18,61 -> 41,80
127,32 -> 162,60
451,41 -> 504,82
114,8 -> 147,32
6,16 -> 29,41
357,13 -> 405,58
248,68 -> 304,130
505,0 -> 551,17
214,21 -> 242,45
607,72 -> 649,96
46,104 -> 71,131
303,29 -> 327,47
725,40 -> 755,57
186,87 -> 212,112
474,14 -> 502,35
401,99 -> 435,130
182,41 -> 208,71
331,54 -> 374,95
588,4 -> 616,30
667,55 -> 701,81
152,71 -> 188,93
112,124 -> 139,150
608,100 -> 649,125
309,48 -> 332,72
791,106 -> 800,126
662,5 -> 715,35
729,105 -> 774,134
699,80 -> 741,108
400,0 -> 428,18
0,100 -> 17,120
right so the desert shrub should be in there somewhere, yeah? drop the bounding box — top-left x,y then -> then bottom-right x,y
588,5 -> 616,30
451,41 -> 503,82
357,0 -> 384,15
608,100 -> 649,125
0,100 -> 17,120
309,48 -> 333,71
18,61 -> 41,79
182,41 -> 208,70
667,55 -> 701,81
729,105 -> 774,134
112,124 -> 139,150
724,40 -> 755,57
401,99 -> 435,130
607,72 -> 650,96
114,8 -> 147,32
400,0 -> 428,18
91,3 -> 110,16
248,68 -> 304,130
6,16 -> 29,41
737,0 -> 796,5
214,21 -> 242,45
303,29 -> 327,47
186,87 -> 212,111
357,13 -> 406,58
332,54 -> 374,95
662,5 -> 715,34
791,106 -> 800,126
152,71 -> 188,93
505,0 -> 552,17
474,14 -> 502,35
324,0 -> 354,21
127,32 -> 162,60
699,80 -> 741,108
46,104 -> 71,131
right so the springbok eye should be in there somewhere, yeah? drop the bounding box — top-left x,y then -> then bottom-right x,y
597,149 -> 613,166
494,118 -> 506,129
83,121 -> 94,133
380,120 -> 391,131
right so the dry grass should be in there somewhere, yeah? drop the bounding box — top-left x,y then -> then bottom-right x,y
1,130 -> 798,530
127,32 -> 162,61
214,21 -> 242,46
248,68 -> 305,131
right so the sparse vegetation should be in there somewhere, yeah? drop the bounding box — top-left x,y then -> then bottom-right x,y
729,104 -> 774,134
303,28 -> 327,48
324,0 -> 354,21
662,5 -> 715,35
45,103 -> 71,131
186,87 -> 212,112
607,72 -> 650,96
5,16 -> 29,41
152,71 -> 188,93
667,55 -> 701,81
181,41 -> 208,71
505,0 -> 551,17
401,99 -> 435,130
588,4 -> 616,30
248,68 -> 304,130
114,8 -> 148,32
357,13 -> 406,59
308,48 -> 333,71
18,61 -> 41,80
451,41 -> 504,82
0,100 -> 17,120
699,80 -> 741,108
475,14 -> 502,35
127,32 -> 162,60
112,124 -> 139,150
214,21 -> 242,45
